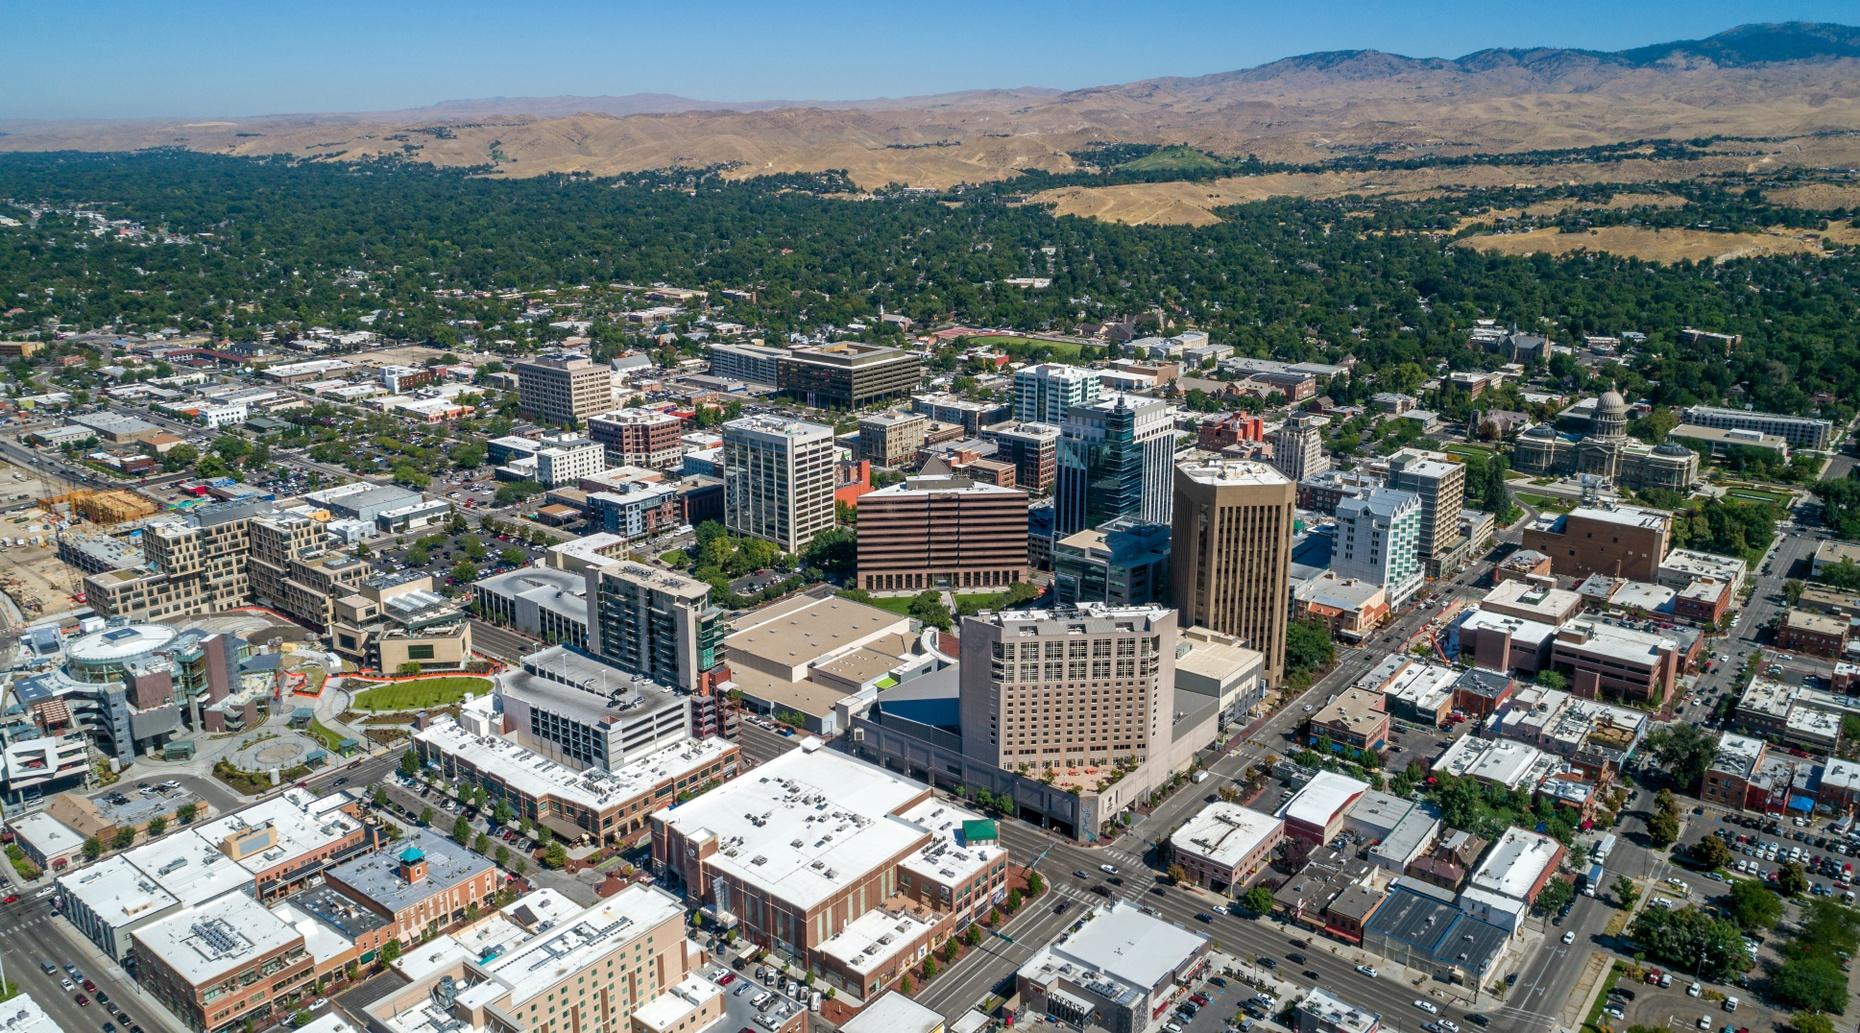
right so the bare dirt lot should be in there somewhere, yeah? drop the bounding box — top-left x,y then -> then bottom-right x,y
1765,182 -> 1860,210
1453,223 -> 1860,263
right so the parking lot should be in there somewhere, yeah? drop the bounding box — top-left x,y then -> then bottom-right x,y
1677,808 -> 1860,905
1600,966 -> 1772,1033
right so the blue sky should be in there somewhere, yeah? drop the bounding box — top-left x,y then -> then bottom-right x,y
5,1 -> 1855,119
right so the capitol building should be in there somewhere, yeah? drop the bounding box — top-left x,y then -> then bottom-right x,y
1511,388 -> 1698,491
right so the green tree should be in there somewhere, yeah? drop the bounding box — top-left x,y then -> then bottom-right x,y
1646,808 -> 1680,848
1791,1012 -> 1837,1033
381,938 -> 402,963
541,841 -> 569,869
1025,871 -> 1044,896
372,786 -> 389,808
1646,724 -> 1721,790
1613,874 -> 1640,910
1241,885 -> 1276,915
499,547 -> 525,566
419,806 -> 434,827
474,833 -> 492,854
177,802 -> 198,824
82,837 -> 101,861
146,815 -> 168,838
1006,888 -> 1023,912
452,815 -> 471,842
400,751 -> 421,778
1771,958 -> 1849,1013
111,827 -> 135,850
1627,905 -> 1748,982
921,956 -> 938,980
451,560 -> 478,583
906,590 -> 952,631
1284,619 -> 1336,681
1724,879 -> 1783,932
1535,877 -> 1575,916
495,845 -> 510,867
1692,834 -> 1731,870
1778,860 -> 1811,897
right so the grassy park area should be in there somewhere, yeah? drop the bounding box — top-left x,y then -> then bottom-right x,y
352,677 -> 492,712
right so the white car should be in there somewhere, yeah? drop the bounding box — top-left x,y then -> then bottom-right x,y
1687,981 -> 1702,997
1562,930 -> 1575,944
1413,999 -> 1439,1015
1100,863 -> 1119,875
1439,1022 -> 1460,1033
1355,964 -> 1378,977
1697,1018 -> 1712,1031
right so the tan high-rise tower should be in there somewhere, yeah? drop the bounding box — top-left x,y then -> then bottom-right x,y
1170,460 -> 1294,686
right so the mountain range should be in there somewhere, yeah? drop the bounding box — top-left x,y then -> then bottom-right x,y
5,22 -> 1860,188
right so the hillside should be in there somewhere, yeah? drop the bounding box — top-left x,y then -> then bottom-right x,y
4,22 -> 1860,188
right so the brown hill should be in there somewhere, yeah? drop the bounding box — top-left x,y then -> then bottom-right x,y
4,22 -> 1860,189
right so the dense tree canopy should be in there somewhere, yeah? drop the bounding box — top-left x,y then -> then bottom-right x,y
0,151 -> 1856,423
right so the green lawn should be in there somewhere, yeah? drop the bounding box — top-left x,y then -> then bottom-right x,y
1514,490 -> 1575,512
352,677 -> 492,712
1726,487 -> 1792,507
1117,145 -> 1227,174
1444,442 -> 1497,460
307,717 -> 347,751
863,595 -> 918,617
961,334 -> 1103,361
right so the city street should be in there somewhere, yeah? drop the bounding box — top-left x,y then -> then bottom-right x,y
0,892 -> 184,1033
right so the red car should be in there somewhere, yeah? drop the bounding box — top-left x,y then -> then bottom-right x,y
0,895 -> 17,904
718,973 -> 737,986
83,980 -> 96,992
75,995 -> 89,1007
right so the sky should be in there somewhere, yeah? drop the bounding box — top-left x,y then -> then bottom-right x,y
5,0 -> 1857,120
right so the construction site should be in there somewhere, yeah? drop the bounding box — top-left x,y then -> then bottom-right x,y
0,454 -> 157,628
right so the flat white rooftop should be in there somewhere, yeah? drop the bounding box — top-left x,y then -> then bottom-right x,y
1432,736 -> 1553,790
416,715 -> 734,812
843,991 -> 945,1033
1279,771 -> 1369,829
1030,899 -> 1207,994
1469,828 -> 1561,901
0,994 -> 62,1033
1171,803 -> 1281,870
654,746 -> 932,910
817,907 -> 936,977
131,890 -> 300,984
482,883 -> 685,1005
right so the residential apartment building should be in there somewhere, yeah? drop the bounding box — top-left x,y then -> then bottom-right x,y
588,408 -> 684,470
722,415 -> 836,552
132,892 -> 313,1033
415,711 -> 739,844
1014,363 -> 1101,424
857,409 -> 930,467
1522,503 -> 1671,581
362,884 -> 706,1033
1386,449 -> 1466,563
515,353 -> 614,426
1333,488 -> 1424,609
1272,413 -> 1332,482
586,559 -> 726,692
1682,405 -> 1833,451
777,341 -> 922,408
855,474 -> 1029,593
1052,518 -> 1171,607
958,604 -> 1176,771
1055,393 -> 1175,535
1170,460 -> 1295,686
707,340 -> 789,385
982,420 -> 1061,492
86,500 -> 368,629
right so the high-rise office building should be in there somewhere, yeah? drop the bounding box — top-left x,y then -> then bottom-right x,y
1015,363 -> 1102,424
855,474 -> 1029,593
722,415 -> 836,552
587,408 -> 684,470
586,559 -> 726,691
515,353 -> 614,426
1333,487 -> 1424,608
1271,413 -> 1332,482
1386,448 -> 1466,561
1052,518 -> 1172,607
857,409 -> 931,467
1170,460 -> 1294,686
777,342 -> 922,409
959,604 -> 1176,771
1055,394 -> 1175,535
982,421 -> 1061,493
